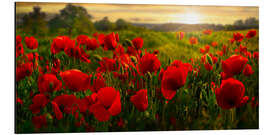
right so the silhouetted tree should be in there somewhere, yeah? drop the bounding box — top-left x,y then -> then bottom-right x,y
48,4 -> 95,36
115,18 -> 130,30
94,17 -> 115,31
21,6 -> 48,36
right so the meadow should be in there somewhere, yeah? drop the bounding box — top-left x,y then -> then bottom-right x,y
15,29 -> 259,133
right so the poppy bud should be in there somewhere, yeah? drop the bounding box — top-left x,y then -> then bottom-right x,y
206,54 -> 213,65
93,54 -> 102,61
130,56 -> 137,64
123,39 -> 133,47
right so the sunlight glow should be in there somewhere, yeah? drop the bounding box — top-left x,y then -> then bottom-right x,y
173,11 -> 202,24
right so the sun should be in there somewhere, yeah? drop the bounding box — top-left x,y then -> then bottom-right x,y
172,11 -> 202,24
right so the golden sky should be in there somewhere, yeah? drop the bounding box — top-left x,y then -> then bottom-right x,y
16,2 -> 258,24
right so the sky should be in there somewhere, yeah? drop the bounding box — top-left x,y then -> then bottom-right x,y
16,2 -> 259,25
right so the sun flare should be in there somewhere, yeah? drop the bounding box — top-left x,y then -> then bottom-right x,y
173,11 -> 202,24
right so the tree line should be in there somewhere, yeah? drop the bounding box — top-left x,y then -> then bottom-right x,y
16,4 -> 144,37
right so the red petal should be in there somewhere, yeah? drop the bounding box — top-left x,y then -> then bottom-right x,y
97,87 -> 117,107
108,91 -> 121,116
161,88 -> 177,100
91,103 -> 111,122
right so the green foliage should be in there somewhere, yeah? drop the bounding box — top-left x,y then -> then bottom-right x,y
48,4 -> 95,36
94,17 -> 115,31
19,6 -> 48,36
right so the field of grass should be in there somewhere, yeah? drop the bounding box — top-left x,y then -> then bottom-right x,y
15,29 -> 259,133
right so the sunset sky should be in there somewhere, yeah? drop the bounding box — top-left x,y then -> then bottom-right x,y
16,2 -> 259,25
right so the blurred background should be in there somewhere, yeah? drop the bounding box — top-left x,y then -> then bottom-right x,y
16,2 -> 258,37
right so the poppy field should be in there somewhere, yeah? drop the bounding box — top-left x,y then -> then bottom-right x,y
15,29 -> 259,133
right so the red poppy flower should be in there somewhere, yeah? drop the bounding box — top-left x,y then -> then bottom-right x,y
51,58 -> 61,74
104,32 -> 118,50
79,47 -> 91,63
205,45 -> 210,52
16,62 -> 33,82
76,35 -> 89,45
239,44 -> 247,54
86,38 -> 99,50
161,66 -> 189,100
189,37 -> 198,45
64,44 -> 81,59
16,35 -> 22,45
114,44 -> 125,56
132,37 -> 143,50
38,73 -> 62,93
85,93 -> 98,106
93,32 -> 99,38
200,45 -> 210,54
26,52 -> 38,62
215,78 -> 248,109
230,38 -> 235,44
250,96 -> 258,107
60,69 -> 91,92
138,53 -> 161,75
222,45 -> 227,54
253,51 -> 259,60
158,68 -> 165,81
25,36 -> 38,49
117,53 -> 135,70
244,51 -> 252,59
89,73 -> 106,93
16,42 -> 24,57
29,94 -> 49,114
117,118 -> 124,128
170,60 -> 192,72
246,30 -> 257,39
209,54 -> 218,64
203,29 -> 212,35
32,115 -> 47,129
51,36 -> 72,54
242,64 -> 254,76
222,55 -> 248,76
126,46 -> 137,56
204,63 -> 213,71
130,89 -> 148,112
115,33 -> 120,42
51,101 -> 63,120
216,51 -> 223,56
200,48 -> 205,54
53,94 -> 77,114
90,87 -> 121,122
75,98 -> 90,113
16,97 -> 23,105
179,32 -> 185,40
221,72 -> 233,80
233,32 -> 244,42
211,41 -> 218,47
113,72 -> 129,81
97,57 -> 118,72
98,34 -> 105,46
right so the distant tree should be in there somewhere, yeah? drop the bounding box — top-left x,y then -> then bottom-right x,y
21,6 -> 48,36
48,4 -> 95,36
245,17 -> 259,27
94,17 -> 115,31
234,20 -> 244,26
115,18 -> 130,30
